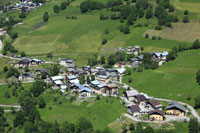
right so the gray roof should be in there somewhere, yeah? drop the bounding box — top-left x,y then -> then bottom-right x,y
60,58 -> 68,61
166,101 -> 186,112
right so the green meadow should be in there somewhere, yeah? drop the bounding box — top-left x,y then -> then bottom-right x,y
123,49 -> 200,106
180,0 -> 200,3
39,95 -> 126,130
8,0 -> 200,66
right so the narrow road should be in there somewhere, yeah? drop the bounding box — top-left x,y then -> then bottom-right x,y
0,104 -> 21,112
0,40 -> 2,51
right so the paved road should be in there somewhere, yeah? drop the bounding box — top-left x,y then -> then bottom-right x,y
0,104 -> 21,112
0,40 -> 2,51
0,80 -> 35,86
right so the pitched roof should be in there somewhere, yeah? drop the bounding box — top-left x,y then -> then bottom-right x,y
59,58 -> 68,61
128,105 -> 141,111
67,75 -> 76,80
79,87 -> 92,93
148,110 -> 164,116
166,101 -> 186,112
51,76 -> 64,81
125,90 -> 139,97
149,100 -> 162,107
135,94 -> 147,102
91,80 -> 100,85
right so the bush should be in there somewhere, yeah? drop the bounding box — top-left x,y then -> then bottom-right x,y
102,38 -> 107,45
152,36 -> 157,40
145,33 -> 149,38
4,91 -> 11,99
60,2 -> 67,10
183,16 -> 189,23
184,10 -> 188,15
19,12 -> 26,18
53,5 -> 60,13
155,25 -> 162,30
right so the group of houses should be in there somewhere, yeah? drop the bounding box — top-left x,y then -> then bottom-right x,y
15,58 -> 45,67
8,0 -> 43,12
48,58 -> 127,97
125,90 -> 187,121
119,46 -> 142,55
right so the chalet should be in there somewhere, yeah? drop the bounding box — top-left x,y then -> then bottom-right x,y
126,46 -> 141,55
51,76 -> 64,82
30,59 -> 42,65
91,80 -> 100,88
66,75 -> 79,85
82,65 -> 91,72
108,73 -> 118,81
18,73 -> 35,81
148,110 -> 165,121
165,101 -> 186,116
127,105 -> 141,117
59,58 -> 75,67
68,64 -> 76,72
117,67 -> 126,76
79,87 -> 92,97
124,90 -> 139,102
148,99 -> 163,110
16,58 -> 30,67
134,94 -> 148,106
93,83 -> 107,93
104,84 -> 118,95
35,69 -> 49,75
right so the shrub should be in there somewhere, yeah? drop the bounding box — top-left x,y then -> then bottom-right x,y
102,38 -> 107,45
152,36 -> 157,40
184,10 -> 188,15
145,33 -> 149,38
183,16 -> 189,23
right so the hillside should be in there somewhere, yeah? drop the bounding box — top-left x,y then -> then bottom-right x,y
9,0 -> 200,66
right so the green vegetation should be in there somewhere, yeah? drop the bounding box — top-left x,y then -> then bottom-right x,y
123,49 -> 200,106
180,0 -> 200,3
40,96 -> 126,130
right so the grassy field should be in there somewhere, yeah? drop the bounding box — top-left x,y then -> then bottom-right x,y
144,22 -> 200,42
180,0 -> 200,3
5,0 -> 198,66
123,49 -> 200,106
40,95 -> 126,130
172,0 -> 200,13
0,83 -> 32,105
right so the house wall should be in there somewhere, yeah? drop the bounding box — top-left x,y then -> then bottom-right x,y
149,114 -> 164,121
60,61 -> 67,66
166,109 -> 185,116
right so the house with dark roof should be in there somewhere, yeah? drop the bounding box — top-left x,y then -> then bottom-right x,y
134,94 -> 148,106
127,105 -> 141,117
16,58 -> 30,67
30,59 -> 42,65
148,110 -> 165,121
165,101 -> 186,116
59,58 -> 75,67
148,99 -> 163,110
79,87 -> 92,97
18,73 -> 35,81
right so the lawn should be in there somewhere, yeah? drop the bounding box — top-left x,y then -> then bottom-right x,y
40,96 -> 126,130
123,49 -> 200,106
172,0 -> 200,13
180,0 -> 200,3
8,0 -> 198,66
0,83 -> 32,105
144,22 -> 200,43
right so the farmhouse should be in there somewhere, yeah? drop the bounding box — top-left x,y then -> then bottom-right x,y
16,58 -> 30,67
148,110 -> 165,121
134,94 -> 148,106
66,75 -> 79,85
104,84 -> 118,95
79,87 -> 92,97
127,104 -> 141,117
18,73 -> 35,81
124,90 -> 139,102
148,99 -> 163,110
165,101 -> 186,116
30,58 -> 42,65
59,58 -> 75,67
